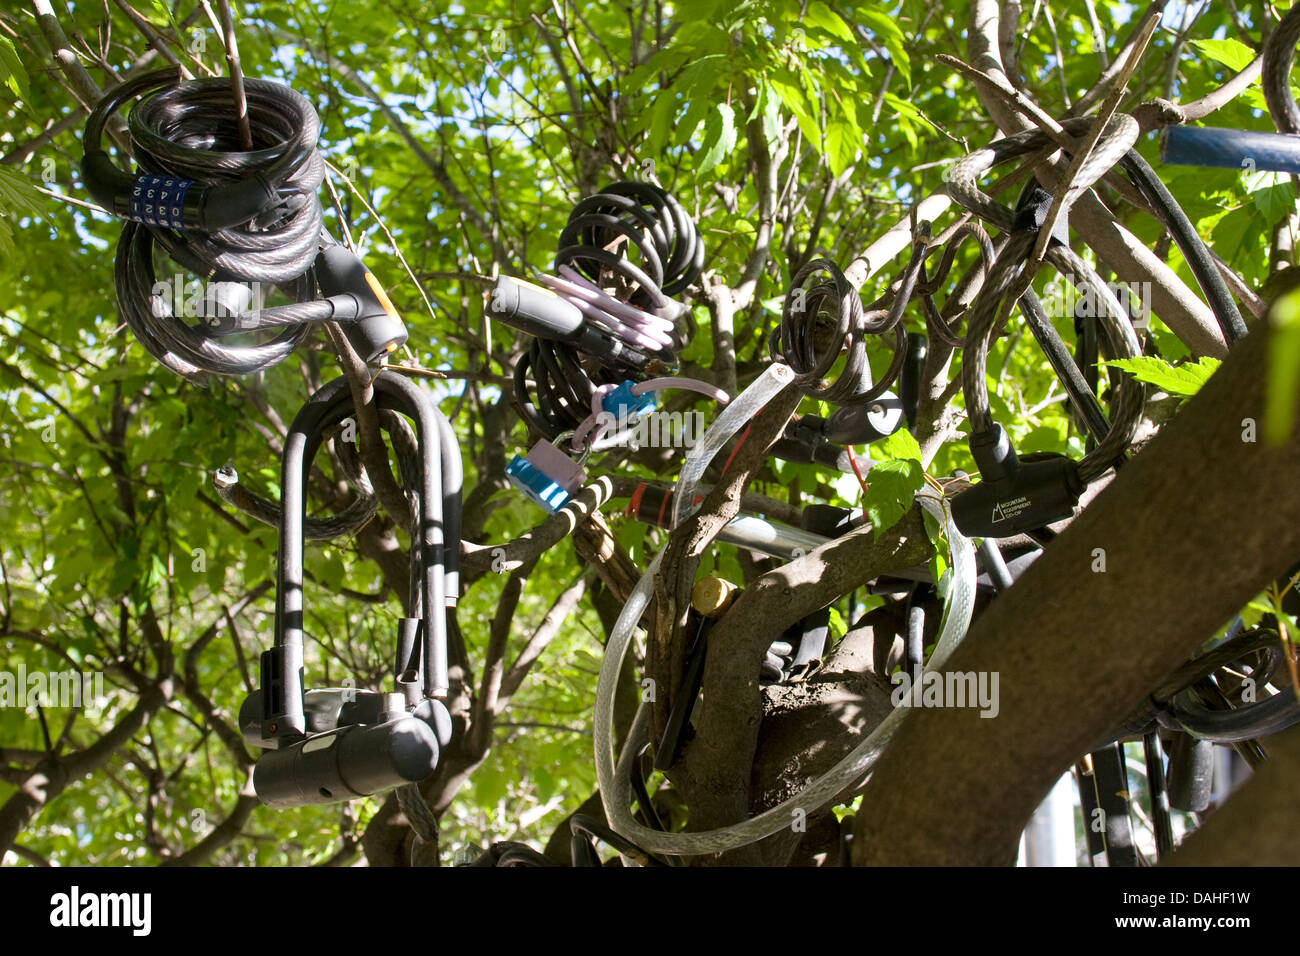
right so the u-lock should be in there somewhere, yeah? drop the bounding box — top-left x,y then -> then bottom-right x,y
238,370 -> 462,808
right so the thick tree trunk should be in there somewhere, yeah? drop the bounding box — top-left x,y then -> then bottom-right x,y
855,325 -> 1300,865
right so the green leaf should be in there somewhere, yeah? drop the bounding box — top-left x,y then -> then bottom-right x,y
769,72 -> 822,146
1252,180 -> 1297,227
828,605 -> 847,640
0,165 -> 42,218
646,91 -> 677,157
760,81 -> 782,156
883,92 -> 921,123
133,554 -> 167,608
1147,315 -> 1191,362
804,2 -> 856,45
0,165 -> 40,260
857,8 -> 905,48
0,36 -> 28,101
1191,38 -> 1257,75
676,53 -> 726,149
824,117 -> 858,175
1211,203 -> 1266,269
677,0 -> 725,23
695,102 -> 736,173
860,428 -> 924,539
859,10 -> 910,86
319,549 -> 347,590
1103,356 -> 1221,397
1240,596 -> 1272,630
925,507 -> 949,585
871,427 -> 922,463
860,458 -> 924,540
1020,422 -> 1068,456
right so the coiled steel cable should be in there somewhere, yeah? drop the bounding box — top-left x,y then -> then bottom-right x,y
948,114 -> 1245,346
771,258 -> 906,405
1096,627 -> 1297,746
957,228 -> 1144,481
84,68 -> 365,379
511,182 -> 704,439
555,180 -> 703,322
1263,3 -> 1300,136
1153,627 -> 1299,743
948,119 -> 1146,481
916,221 -> 997,348
214,408 -> 422,539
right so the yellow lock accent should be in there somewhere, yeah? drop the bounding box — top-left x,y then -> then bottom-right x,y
364,271 -> 400,319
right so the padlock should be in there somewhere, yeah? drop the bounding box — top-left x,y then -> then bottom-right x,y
601,380 -> 658,421
506,437 -> 587,512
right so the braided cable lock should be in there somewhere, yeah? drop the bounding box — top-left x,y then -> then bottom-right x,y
83,68 -> 406,379
494,182 -> 704,439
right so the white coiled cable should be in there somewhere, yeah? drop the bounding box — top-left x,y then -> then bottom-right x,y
539,267 -> 678,354
593,364 -> 978,859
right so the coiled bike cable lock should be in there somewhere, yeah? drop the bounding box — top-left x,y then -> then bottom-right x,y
487,181 -> 703,439
82,68 -> 407,379
771,258 -> 909,407
237,370 -> 461,808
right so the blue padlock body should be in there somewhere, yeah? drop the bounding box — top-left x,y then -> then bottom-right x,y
506,454 -> 571,512
602,381 -> 657,420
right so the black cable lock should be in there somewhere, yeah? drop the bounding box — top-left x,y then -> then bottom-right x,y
653,611 -> 709,771
949,181 -> 1143,538
1142,730 -> 1175,859
770,397 -> 906,471
1089,742 -> 1140,867
489,181 -> 704,439
951,422 -> 1086,537
82,68 -> 406,378
237,370 -> 461,808
771,258 -> 908,407
942,102 -> 1257,536
785,605 -> 831,679
900,331 -> 927,427
1166,732 -> 1215,813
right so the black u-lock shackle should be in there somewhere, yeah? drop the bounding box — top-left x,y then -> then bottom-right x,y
238,370 -> 462,808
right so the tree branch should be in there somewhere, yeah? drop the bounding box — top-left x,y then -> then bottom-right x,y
855,325 -> 1300,864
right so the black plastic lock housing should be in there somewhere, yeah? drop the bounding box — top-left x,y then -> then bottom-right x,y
251,714 -> 440,809
770,395 -> 904,469
239,687 -> 389,749
314,244 -> 408,362
951,424 -> 1083,537
822,397 -> 905,445
800,504 -> 865,540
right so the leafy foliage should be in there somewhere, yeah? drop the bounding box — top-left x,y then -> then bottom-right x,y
0,0 -> 1289,866
1103,356 -> 1222,398
862,428 -> 925,540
